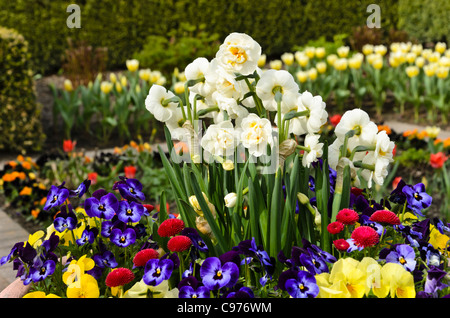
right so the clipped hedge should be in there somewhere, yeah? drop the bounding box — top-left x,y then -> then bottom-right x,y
0,0 -> 402,75
0,27 -> 45,153
397,0 -> 450,43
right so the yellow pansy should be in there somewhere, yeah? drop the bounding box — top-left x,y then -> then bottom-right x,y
381,263 -> 416,298
23,291 -> 60,298
429,226 -> 450,254
66,274 -> 99,298
63,255 -> 95,286
357,257 -> 389,298
26,230 -> 45,248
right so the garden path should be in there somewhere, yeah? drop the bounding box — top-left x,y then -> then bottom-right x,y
0,121 -> 448,293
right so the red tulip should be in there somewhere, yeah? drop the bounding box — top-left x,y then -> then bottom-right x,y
430,152 -> 448,169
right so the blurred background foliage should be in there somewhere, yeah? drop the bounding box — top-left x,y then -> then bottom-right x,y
0,0 -> 448,76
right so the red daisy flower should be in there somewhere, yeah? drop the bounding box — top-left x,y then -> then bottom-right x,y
105,267 -> 135,287
327,221 -> 344,234
167,235 -> 192,252
336,208 -> 359,225
133,248 -> 160,267
369,210 -> 400,226
333,239 -> 350,251
351,226 -> 379,248
157,218 -> 185,237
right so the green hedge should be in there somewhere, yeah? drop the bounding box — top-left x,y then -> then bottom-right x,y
0,27 -> 45,153
397,0 -> 450,43
0,0 -> 404,75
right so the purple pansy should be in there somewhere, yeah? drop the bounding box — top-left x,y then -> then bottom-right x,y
143,258 -> 174,286
70,179 -> 91,198
76,226 -> 98,246
93,251 -> 118,269
29,258 -> 56,283
402,183 -> 432,217
84,192 -> 119,220
200,257 -> 239,290
117,200 -> 145,223
285,270 -> 319,298
179,285 -> 210,298
114,178 -> 145,202
53,205 -> 77,232
43,183 -> 70,211
110,227 -> 136,248
385,244 -> 417,272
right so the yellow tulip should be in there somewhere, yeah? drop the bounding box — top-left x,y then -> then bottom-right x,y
174,81 -> 185,94
281,52 -> 295,66
362,44 -> 374,55
109,73 -> 117,83
405,65 -> 419,78
308,68 -> 318,81
316,61 -> 327,74
304,47 -> 316,59
126,59 -> 139,72
436,66 -> 449,79
333,58 -> 348,71
269,59 -> 282,70
326,54 -> 338,66
374,45 -> 387,56
296,70 -> 308,83
372,57 -> 383,69
337,46 -> 350,58
63,79 -> 74,92
100,81 -> 113,94
415,56 -> 425,68
315,47 -> 326,59
295,52 -> 309,67
257,54 -> 267,67
424,64 -> 436,77
435,42 -> 447,54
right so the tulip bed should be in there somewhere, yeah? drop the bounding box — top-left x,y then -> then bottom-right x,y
1,33 -> 450,300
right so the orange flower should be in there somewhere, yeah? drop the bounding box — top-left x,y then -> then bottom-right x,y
88,172 -> 98,185
430,152 -> 448,169
21,161 -> 32,170
444,137 -> 450,149
377,124 -> 392,135
2,173 -> 14,182
19,186 -> 32,196
403,129 -> 418,138
392,176 -> 402,190
124,166 -> 137,179
16,155 -> 24,162
63,140 -> 76,152
7,161 -> 17,168
417,130 -> 428,140
31,209 -> 40,219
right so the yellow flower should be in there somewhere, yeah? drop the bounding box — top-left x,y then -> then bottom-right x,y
23,291 -> 60,298
304,47 -> 316,59
333,58 -> 348,71
109,73 -> 117,83
425,126 -> 441,139
348,55 -> 363,69
406,52 -> 416,64
100,81 -> 113,94
326,54 -> 338,66
435,42 -> 447,54
66,274 -> 99,298
257,54 -> 267,67
405,65 -> 419,78
337,46 -> 349,58
26,230 -> 45,248
63,255 -> 95,286
295,70 -> 308,83
381,263 -> 416,298
316,61 -> 327,74
174,81 -> 185,94
269,59 -> 282,70
315,47 -> 326,59
415,56 -> 425,68
372,56 -> 383,69
307,68 -> 318,81
123,279 -> 178,298
281,52 -> 294,66
126,59 -> 139,72
316,258 -> 367,298
295,51 -> 309,67
357,257 -> 389,298
428,51 -> 441,63
362,44 -> 374,55
115,82 -> 122,93
424,64 -> 437,77
64,79 -> 73,92
436,66 -> 449,79
139,68 -> 151,81
429,226 -> 450,254
374,45 -> 387,56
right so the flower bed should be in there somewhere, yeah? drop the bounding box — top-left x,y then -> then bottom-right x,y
1,33 -> 449,299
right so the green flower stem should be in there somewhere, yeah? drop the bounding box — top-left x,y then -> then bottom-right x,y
353,160 -> 375,171
349,145 -> 375,161
275,92 -> 284,142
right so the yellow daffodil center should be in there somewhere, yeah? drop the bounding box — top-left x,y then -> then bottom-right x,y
228,47 -> 247,64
